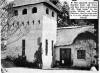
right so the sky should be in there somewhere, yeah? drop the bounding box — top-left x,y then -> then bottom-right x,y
7,0 -> 94,3
7,0 -> 70,4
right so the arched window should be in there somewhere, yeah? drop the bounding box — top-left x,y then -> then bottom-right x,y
46,8 -> 49,14
32,7 -> 37,13
22,9 -> 27,15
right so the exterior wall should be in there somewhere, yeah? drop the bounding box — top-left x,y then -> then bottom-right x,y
41,5 -> 57,68
6,3 -> 44,62
6,3 -> 58,66
55,39 -> 96,67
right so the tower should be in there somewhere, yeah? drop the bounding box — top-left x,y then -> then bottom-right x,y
8,0 -> 60,69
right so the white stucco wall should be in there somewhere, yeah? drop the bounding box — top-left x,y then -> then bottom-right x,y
6,3 -> 44,62
6,2 -> 58,66
42,15 -> 57,68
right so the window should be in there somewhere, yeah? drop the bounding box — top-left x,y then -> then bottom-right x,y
12,22 -> 14,26
45,39 -> 48,55
27,21 -> 29,25
46,8 -> 49,14
38,20 -> 40,24
22,9 -> 27,15
22,22 -> 24,25
22,40 -> 25,56
52,11 -> 54,17
52,40 -> 54,56
33,20 -> 34,24
14,10 -> 18,16
17,22 -> 19,28
77,50 -> 86,59
32,7 -> 37,13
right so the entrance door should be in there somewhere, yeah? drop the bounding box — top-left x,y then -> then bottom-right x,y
60,48 -> 71,66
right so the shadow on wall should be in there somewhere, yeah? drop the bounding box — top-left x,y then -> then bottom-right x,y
1,55 -> 41,68
1,43 -> 43,69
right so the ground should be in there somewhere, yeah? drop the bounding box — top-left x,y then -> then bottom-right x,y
1,59 -> 99,73
2,67 -> 99,73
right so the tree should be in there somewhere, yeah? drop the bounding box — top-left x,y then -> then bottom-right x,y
50,0 -> 59,5
0,0 -> 14,41
0,0 -> 22,51
57,1 -> 70,27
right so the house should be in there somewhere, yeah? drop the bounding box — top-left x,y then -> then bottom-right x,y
6,0 -> 60,69
54,25 -> 97,68
4,0 -> 98,69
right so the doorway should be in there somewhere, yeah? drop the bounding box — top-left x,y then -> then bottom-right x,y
60,48 -> 71,66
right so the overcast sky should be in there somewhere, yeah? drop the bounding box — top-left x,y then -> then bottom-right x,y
7,0 -> 70,4
7,0 -> 94,3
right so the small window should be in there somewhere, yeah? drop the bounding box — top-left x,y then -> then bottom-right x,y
27,21 -> 29,25
17,22 -> 19,27
33,20 -> 34,24
38,20 -> 40,24
12,22 -> 14,26
77,50 -> 85,59
22,9 -> 27,15
52,11 -> 54,17
14,10 -> 18,16
22,22 -> 24,25
45,39 -> 48,55
46,8 -> 49,14
32,7 -> 37,13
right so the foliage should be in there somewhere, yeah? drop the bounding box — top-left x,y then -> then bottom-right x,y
34,43 -> 42,68
50,0 -> 70,27
57,1 -> 70,27
0,0 -> 14,41
50,0 -> 59,5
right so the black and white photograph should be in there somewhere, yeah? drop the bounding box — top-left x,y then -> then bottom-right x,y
0,0 -> 99,73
